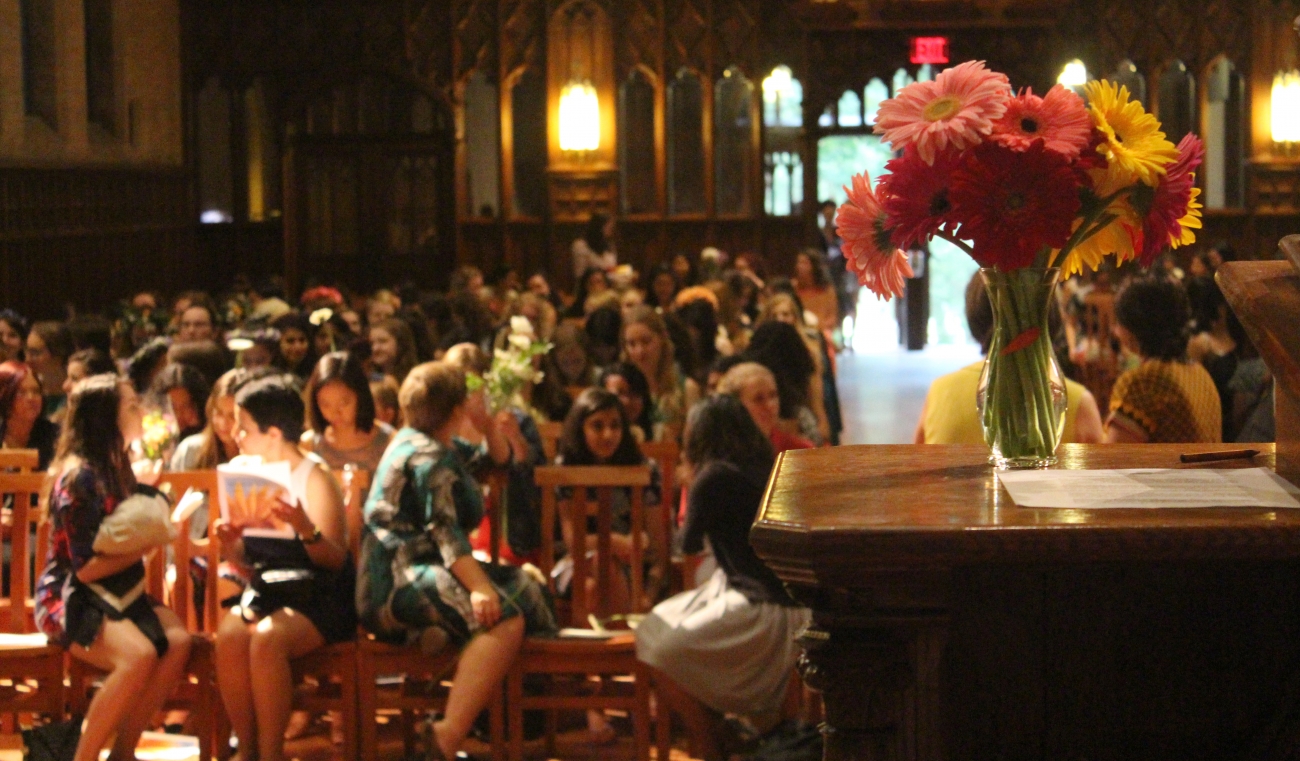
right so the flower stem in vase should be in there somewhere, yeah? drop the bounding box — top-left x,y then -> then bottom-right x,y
976,267 -> 1068,469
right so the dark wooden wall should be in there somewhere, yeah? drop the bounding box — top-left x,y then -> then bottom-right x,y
5,0 -> 1300,316
0,167 -> 194,319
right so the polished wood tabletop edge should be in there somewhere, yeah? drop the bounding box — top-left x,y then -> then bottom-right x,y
751,443 -> 1300,569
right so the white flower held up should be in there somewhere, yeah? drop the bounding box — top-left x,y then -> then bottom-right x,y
468,318 -> 553,412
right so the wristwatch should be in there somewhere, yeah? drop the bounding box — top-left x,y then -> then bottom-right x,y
302,526 -> 324,545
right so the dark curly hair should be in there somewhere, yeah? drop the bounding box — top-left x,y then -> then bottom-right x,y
743,321 -> 816,418
1115,275 -> 1192,361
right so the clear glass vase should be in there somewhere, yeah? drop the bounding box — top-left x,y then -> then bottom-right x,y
976,267 -> 1068,469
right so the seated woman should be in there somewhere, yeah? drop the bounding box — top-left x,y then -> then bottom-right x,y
26,320 -> 72,421
213,375 -> 355,761
744,320 -> 826,445
622,305 -> 700,442
151,362 -> 211,442
0,361 -> 60,470
1107,276 -> 1222,443
300,352 -> 394,473
271,312 -> 318,380
35,375 -> 193,761
554,388 -> 661,611
636,395 -> 810,761
915,273 -> 1104,445
599,362 -> 654,443
357,362 -> 556,760
717,362 -> 814,453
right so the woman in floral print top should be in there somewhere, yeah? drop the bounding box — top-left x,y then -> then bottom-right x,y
358,362 -> 556,760
34,375 -> 192,761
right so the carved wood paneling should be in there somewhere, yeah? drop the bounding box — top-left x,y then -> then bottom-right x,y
666,0 -> 710,75
614,0 -> 663,81
713,0 -> 759,75
0,168 -> 194,317
456,0 -> 499,84
500,0 -> 546,77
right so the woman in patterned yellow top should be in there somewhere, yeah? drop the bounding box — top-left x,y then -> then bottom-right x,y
1106,276 -> 1222,443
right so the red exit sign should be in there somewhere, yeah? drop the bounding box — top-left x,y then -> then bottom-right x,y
910,36 -> 950,65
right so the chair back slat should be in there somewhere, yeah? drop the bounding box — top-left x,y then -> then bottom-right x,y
638,441 -> 678,594
0,450 -> 40,472
0,473 -> 46,634
157,471 -> 220,631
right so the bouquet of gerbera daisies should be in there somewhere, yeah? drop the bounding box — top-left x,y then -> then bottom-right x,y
838,61 -> 1203,467
467,316 -> 553,413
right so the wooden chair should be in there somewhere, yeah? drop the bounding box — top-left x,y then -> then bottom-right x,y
506,465 -> 656,761
0,473 -> 65,729
1076,289 -> 1120,413
0,450 -> 39,473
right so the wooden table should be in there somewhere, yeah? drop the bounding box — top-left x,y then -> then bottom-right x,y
752,444 -> 1300,761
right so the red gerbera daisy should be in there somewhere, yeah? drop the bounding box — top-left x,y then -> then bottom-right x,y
990,85 -> 1092,158
948,141 -> 1083,270
835,171 -> 914,300
1134,133 -> 1204,265
879,147 -> 965,249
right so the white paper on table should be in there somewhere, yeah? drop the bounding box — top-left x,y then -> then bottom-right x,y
997,468 -> 1300,509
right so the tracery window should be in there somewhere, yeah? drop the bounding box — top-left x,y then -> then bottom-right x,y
668,69 -> 707,215
1203,57 -> 1244,209
21,0 -> 57,128
84,0 -> 114,133
715,66 -> 755,216
763,66 -> 804,217
619,69 -> 658,215
464,71 -> 501,218
1157,59 -> 1195,144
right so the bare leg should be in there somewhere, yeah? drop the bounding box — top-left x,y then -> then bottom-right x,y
108,607 -> 193,759
214,609 -> 257,761
68,619 -> 160,761
247,609 -> 325,761
650,667 -> 724,761
432,616 -> 524,757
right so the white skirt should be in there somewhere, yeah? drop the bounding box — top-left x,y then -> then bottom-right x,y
635,568 -> 811,716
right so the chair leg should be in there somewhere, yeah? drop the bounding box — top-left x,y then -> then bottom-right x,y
507,667 -> 524,761
357,659 -> 378,761
489,682 -> 505,761
634,666 -> 651,761
544,709 -> 557,759
652,673 -> 672,761
340,660 -> 359,761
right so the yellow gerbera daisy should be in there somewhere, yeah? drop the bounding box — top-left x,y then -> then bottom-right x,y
1084,80 -> 1179,187
1055,204 -> 1140,276
1171,186 -> 1202,248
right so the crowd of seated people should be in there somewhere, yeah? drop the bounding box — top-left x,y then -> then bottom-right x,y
0,243 -> 854,761
0,234 -> 1273,760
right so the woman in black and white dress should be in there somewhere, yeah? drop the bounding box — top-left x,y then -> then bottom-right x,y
636,394 -> 810,761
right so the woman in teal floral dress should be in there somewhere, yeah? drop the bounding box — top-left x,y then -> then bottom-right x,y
357,361 -> 556,760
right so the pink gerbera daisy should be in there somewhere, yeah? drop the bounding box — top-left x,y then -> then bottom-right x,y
879,147 -> 965,249
1134,133 -> 1204,265
835,172 -> 914,300
990,85 -> 1092,158
874,60 -> 1010,164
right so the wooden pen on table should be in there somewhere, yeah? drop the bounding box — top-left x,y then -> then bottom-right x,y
1179,449 -> 1260,464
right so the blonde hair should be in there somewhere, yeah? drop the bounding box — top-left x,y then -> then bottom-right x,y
621,305 -> 679,396
399,361 -> 466,434
757,292 -> 804,327
717,362 -> 776,397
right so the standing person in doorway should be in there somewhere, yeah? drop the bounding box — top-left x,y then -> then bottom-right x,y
572,213 -> 618,278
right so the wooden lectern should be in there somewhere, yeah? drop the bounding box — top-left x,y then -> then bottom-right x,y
750,249 -> 1300,760
1218,240 -> 1300,479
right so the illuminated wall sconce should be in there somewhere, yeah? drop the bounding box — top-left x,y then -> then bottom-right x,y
1273,70 -> 1300,156
558,81 -> 600,152
1057,60 -> 1088,94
